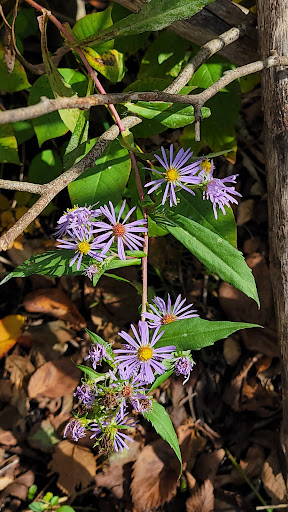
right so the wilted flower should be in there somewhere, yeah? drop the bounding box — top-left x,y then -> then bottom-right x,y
174,355 -> 194,385
118,376 -> 149,418
84,343 -> 111,369
54,204 -> 102,237
93,200 -> 147,260
115,321 -> 175,384
143,294 -> 198,328
73,384 -> 95,407
56,226 -> 105,270
63,418 -> 86,442
90,411 -> 137,452
200,160 -> 241,219
145,144 -> 203,207
83,263 -> 101,280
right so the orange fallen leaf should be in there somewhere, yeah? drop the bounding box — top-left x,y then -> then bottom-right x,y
0,315 -> 26,359
186,480 -> 214,512
28,358 -> 81,398
23,288 -> 86,328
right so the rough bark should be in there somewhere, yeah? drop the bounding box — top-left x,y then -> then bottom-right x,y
257,0 -> 288,486
113,0 -> 257,65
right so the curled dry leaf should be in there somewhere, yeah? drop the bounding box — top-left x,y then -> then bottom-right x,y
0,315 -> 26,359
261,450 -> 287,504
186,480 -> 214,512
5,354 -> 35,389
131,439 -> 180,512
28,358 -> 81,399
23,288 -> 86,328
48,440 -> 96,495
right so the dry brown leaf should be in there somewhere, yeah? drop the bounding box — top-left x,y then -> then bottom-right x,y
0,315 -> 26,359
131,439 -> 180,511
95,440 -> 141,499
49,440 -> 96,495
0,470 -> 34,502
5,354 -> 35,389
23,288 -> 86,328
194,449 -> 225,483
28,358 -> 81,398
240,377 -> 280,417
261,450 -> 287,504
0,430 -> 18,446
186,480 -> 214,512
216,444 -> 265,487
237,199 -> 255,226
223,337 -> 241,366
177,424 -> 207,469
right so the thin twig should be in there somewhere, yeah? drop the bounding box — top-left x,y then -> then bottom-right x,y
1,54 -> 287,126
0,180 -> 45,194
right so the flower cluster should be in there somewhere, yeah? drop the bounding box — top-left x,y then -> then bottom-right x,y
55,200 -> 147,274
145,145 -> 241,218
63,294 -> 197,451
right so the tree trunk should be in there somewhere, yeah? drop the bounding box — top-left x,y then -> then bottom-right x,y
257,0 -> 288,486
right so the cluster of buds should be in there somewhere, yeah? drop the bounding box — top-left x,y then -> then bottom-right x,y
64,294 -> 196,451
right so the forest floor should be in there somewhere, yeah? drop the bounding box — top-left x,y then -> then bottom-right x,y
0,85 -> 285,512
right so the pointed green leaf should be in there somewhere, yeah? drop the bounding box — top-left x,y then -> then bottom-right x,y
77,364 -> 108,381
80,0 -> 215,46
159,212 -> 259,305
145,401 -> 182,472
125,101 -> 210,129
156,317 -> 260,351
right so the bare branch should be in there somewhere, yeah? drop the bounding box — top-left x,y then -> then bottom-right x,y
1,54 -> 287,126
0,180 -> 45,194
0,116 -> 141,250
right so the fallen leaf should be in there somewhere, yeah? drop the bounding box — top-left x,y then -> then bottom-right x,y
28,358 -> 81,398
240,377 -> 281,417
23,288 -> 86,328
0,315 -> 26,358
131,439 -> 180,511
49,440 -> 96,495
237,199 -> 254,226
0,430 -> 18,446
194,449 -> 225,483
216,444 -> 265,487
177,424 -> 207,469
186,480 -> 214,512
0,470 -> 34,502
5,354 -> 35,388
261,450 -> 287,504
28,418 -> 60,453
95,440 -> 141,499
223,337 -> 241,366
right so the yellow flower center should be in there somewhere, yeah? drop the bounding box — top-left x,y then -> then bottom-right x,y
113,223 -> 126,238
165,168 -> 179,182
66,205 -> 79,214
77,241 -> 91,254
201,160 -> 211,174
161,313 -> 177,325
137,346 -> 153,361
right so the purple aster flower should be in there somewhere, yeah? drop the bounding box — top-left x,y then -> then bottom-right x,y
63,418 -> 86,441
90,411 -> 137,452
144,144 -> 203,207
54,204 -> 102,237
174,356 -> 194,385
74,384 -> 95,407
114,321 -> 175,384
92,200 -> 147,261
143,294 -> 199,329
200,160 -> 242,220
84,343 -> 111,369
56,226 -> 105,271
83,263 -> 101,280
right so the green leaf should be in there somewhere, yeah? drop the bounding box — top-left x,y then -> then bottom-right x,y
176,190 -> 237,247
28,150 -> 62,184
138,32 -> 190,79
58,507 -> 76,512
68,139 -> 131,207
160,212 -> 259,304
0,44 -> 30,92
12,7 -> 38,40
29,503 -> 48,512
156,317 -> 260,351
73,8 -> 114,52
0,119 -> 21,164
77,364 -> 108,381
81,47 -> 125,83
13,120 -> 35,145
28,69 -> 87,146
112,4 -> 150,55
86,328 -> 114,359
149,369 -> 174,392
0,250 -> 86,285
124,101 -> 210,129
145,401 -> 182,472
80,0 -> 215,46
